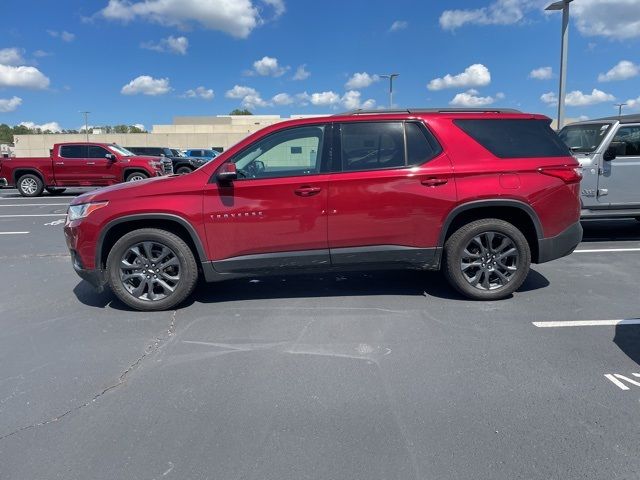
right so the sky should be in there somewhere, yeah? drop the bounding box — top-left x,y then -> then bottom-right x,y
1,0 -> 640,131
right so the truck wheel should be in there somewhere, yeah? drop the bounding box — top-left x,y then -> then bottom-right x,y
106,228 -> 198,311
17,174 -> 44,197
45,187 -> 66,195
443,218 -> 531,300
126,172 -> 148,182
176,166 -> 192,175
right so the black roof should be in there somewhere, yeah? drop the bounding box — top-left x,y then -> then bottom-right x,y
335,108 -> 522,116
574,113 -> 640,125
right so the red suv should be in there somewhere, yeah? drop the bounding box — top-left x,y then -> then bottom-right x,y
64,109 -> 583,310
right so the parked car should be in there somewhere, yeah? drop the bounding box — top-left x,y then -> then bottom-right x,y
126,146 -> 207,175
64,108 -> 582,310
0,142 -> 171,197
170,149 -> 187,158
558,114 -> 640,220
184,149 -> 219,161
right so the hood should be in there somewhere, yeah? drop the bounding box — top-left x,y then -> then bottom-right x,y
70,174 -> 179,205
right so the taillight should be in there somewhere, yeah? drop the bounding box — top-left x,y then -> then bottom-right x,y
538,165 -> 582,184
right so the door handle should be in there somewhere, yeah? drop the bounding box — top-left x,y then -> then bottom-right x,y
294,186 -> 322,197
86,162 -> 96,165
421,178 -> 448,187
55,162 -> 64,165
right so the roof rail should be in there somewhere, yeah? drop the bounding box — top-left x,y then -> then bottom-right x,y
335,107 -> 522,116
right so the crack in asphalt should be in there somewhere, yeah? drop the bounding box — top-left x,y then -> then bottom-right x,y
0,310 -> 177,442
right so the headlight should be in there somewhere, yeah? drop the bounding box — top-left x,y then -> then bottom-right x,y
149,160 -> 163,168
67,202 -> 108,221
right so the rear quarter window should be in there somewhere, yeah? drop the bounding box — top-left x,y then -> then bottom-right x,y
454,119 -> 571,158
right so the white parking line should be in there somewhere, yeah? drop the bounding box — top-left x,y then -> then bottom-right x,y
533,319 -> 640,328
0,231 -> 30,235
574,248 -> 640,253
0,203 -> 70,207
0,214 -> 67,218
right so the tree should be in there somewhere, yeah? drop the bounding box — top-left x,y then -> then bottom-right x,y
0,124 -> 12,144
112,125 -> 129,133
128,125 -> 145,133
229,108 -> 252,115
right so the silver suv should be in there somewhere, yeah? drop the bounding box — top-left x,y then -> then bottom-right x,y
559,114 -> 640,220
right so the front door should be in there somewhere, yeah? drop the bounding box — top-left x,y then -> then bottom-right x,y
86,145 -> 117,185
328,121 -> 457,265
598,124 -> 640,207
203,123 -> 331,273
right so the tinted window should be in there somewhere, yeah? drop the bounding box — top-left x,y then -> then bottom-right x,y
88,146 -> 110,158
60,145 -> 87,158
341,122 -> 404,172
611,126 -> 640,157
455,119 -> 571,158
558,123 -> 612,153
406,122 -> 442,165
232,125 -> 325,179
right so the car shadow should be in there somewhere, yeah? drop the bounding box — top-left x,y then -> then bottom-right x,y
613,324 -> 640,367
73,268 -> 550,310
581,219 -> 640,243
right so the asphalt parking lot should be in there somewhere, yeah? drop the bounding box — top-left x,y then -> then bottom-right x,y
0,188 -> 639,480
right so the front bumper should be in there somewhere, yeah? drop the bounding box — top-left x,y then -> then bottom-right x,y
70,248 -> 107,291
537,221 -> 583,263
0,177 -> 8,187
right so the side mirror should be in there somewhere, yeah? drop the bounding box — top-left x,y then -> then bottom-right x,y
105,153 -> 116,161
217,163 -> 237,183
603,147 -> 617,162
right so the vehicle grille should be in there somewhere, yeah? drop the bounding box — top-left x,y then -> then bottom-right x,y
162,160 -> 173,174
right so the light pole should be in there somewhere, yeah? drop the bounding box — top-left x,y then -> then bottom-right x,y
378,73 -> 399,108
614,103 -> 627,117
546,0 -> 573,130
79,111 -> 90,142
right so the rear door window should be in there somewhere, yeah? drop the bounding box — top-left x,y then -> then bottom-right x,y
611,126 -> 640,157
60,145 -> 88,158
340,122 -> 405,172
454,119 -> 571,158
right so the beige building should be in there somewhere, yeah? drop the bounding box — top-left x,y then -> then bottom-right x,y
13,114 -> 326,157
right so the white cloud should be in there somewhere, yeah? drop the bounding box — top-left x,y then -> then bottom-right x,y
529,66 -> 552,80
225,85 -> 268,109
439,0 -> 537,30
47,30 -> 75,42
310,91 -> 341,106
495,92 -> 505,99
99,0 -> 283,39
345,72 -> 379,90
141,35 -> 189,55
389,20 -> 408,32
251,56 -> 288,77
121,75 -> 171,95
0,64 -> 50,89
598,60 -> 639,82
341,90 -> 375,110
0,48 -> 25,66
0,96 -> 22,113
133,123 -> 145,130
19,121 -> 62,132
295,92 -> 310,106
625,96 -> 640,109
428,64 -> 491,91
33,50 -> 51,58
272,93 -> 294,105
572,0 -> 640,40
540,89 -> 616,107
184,86 -> 214,100
450,89 -> 495,107
293,64 -> 310,81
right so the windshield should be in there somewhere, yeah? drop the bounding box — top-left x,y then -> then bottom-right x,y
109,144 -> 135,156
558,123 -> 612,153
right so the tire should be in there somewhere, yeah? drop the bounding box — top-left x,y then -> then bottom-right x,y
107,228 -> 198,311
17,174 -> 44,197
443,218 -> 531,300
176,166 -> 193,175
45,187 -> 66,195
126,172 -> 148,182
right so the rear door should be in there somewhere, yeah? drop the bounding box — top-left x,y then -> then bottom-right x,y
55,144 -> 88,185
327,120 -> 456,266
598,124 -> 640,207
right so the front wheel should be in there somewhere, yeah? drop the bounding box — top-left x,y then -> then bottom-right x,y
106,228 -> 198,311
176,166 -> 193,175
126,172 -> 148,182
17,174 -> 44,197
443,218 -> 531,300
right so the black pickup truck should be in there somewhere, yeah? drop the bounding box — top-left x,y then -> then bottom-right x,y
125,146 -> 208,174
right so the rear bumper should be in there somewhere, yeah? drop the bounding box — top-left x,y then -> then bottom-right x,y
536,221 -> 583,264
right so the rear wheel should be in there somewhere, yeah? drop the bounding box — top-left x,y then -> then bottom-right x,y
107,228 -> 198,311
17,174 -> 44,197
45,187 -> 66,195
126,172 -> 148,182
176,166 -> 192,175
443,218 -> 531,300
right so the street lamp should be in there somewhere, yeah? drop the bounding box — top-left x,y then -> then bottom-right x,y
79,111 -> 90,142
614,103 -> 627,117
378,73 -> 399,108
546,0 -> 573,130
